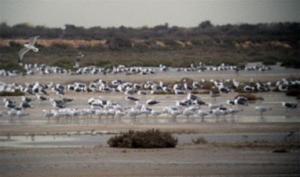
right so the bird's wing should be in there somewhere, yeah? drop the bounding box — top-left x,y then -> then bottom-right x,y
29,36 -> 40,45
18,47 -> 31,62
76,51 -> 84,58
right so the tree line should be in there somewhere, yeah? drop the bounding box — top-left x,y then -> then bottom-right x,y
1,21 -> 299,42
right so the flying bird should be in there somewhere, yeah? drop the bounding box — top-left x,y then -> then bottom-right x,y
74,51 -> 84,68
18,36 -> 40,64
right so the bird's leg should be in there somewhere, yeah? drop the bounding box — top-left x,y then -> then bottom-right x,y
230,113 -> 236,123
172,115 -> 177,123
97,116 -> 102,123
186,115 -> 189,123
285,108 -> 289,118
215,115 -> 220,123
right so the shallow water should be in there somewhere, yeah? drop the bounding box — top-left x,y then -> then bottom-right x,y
1,64 -> 300,130
0,92 -> 299,125
0,132 -> 299,148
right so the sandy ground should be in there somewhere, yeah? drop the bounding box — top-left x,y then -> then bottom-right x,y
0,122 -> 299,177
0,145 -> 299,177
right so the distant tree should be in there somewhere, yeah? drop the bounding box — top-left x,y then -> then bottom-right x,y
108,37 -> 131,50
0,23 -> 12,38
198,20 -> 213,29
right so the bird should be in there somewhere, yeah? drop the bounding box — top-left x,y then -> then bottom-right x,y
74,51 -> 84,69
226,108 -> 242,122
3,98 -> 16,109
227,96 -> 248,106
19,101 -> 31,109
234,96 -> 248,105
50,98 -> 65,109
187,93 -> 198,101
282,102 -> 297,109
146,99 -> 159,106
282,102 -> 298,117
21,96 -> 32,103
196,110 -> 209,122
18,36 -> 40,64
126,96 -> 139,102
210,108 -> 227,121
284,131 -> 295,142
209,89 -> 220,102
255,106 -> 271,119
36,94 -> 47,101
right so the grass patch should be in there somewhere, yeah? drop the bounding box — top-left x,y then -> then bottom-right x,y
95,60 -> 114,68
0,62 -> 25,72
107,129 -> 178,148
51,59 -> 74,70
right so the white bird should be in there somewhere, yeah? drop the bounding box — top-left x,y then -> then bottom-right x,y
197,110 -> 209,122
255,106 -> 271,119
74,51 -> 84,69
18,36 -> 40,64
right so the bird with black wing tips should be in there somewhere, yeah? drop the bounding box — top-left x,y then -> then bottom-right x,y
18,36 -> 40,65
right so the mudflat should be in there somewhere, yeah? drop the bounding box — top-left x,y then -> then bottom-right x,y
0,145 -> 299,177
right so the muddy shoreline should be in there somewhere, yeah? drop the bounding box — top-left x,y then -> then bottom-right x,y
0,122 -> 299,136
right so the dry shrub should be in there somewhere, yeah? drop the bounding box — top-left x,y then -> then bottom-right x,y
107,129 -> 177,148
179,77 -> 194,85
273,148 -> 288,153
286,89 -> 300,97
198,90 -> 210,94
201,82 -> 214,90
286,85 -> 300,98
235,93 -> 264,101
192,137 -> 208,144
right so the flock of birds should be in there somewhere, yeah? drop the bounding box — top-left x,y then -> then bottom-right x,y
0,77 -> 298,122
0,36 -> 298,123
0,62 -> 272,77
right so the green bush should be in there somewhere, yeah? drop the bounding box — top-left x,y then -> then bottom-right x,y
51,59 -> 74,70
0,62 -> 25,72
255,56 -> 278,66
262,60 -> 277,66
0,90 -> 24,96
107,129 -> 177,148
281,58 -> 300,68
95,60 -> 113,68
